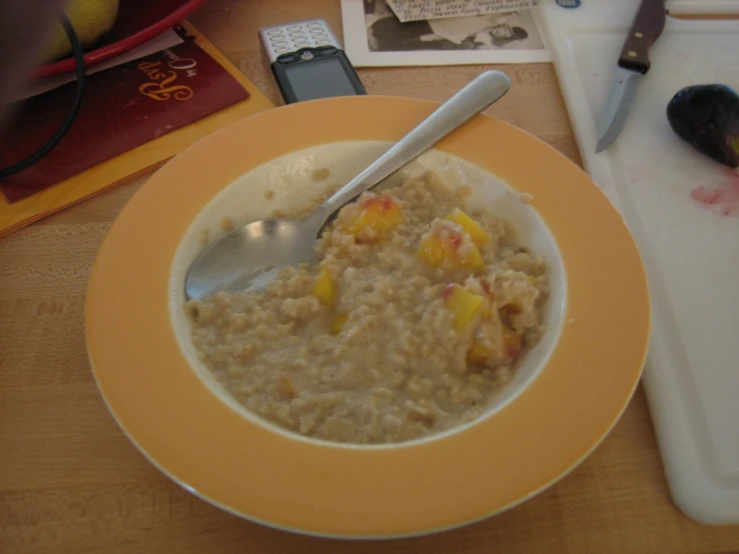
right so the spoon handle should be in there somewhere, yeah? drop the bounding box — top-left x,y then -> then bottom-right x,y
312,70 -> 511,223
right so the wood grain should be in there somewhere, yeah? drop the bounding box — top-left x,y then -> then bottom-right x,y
1,0 -> 739,552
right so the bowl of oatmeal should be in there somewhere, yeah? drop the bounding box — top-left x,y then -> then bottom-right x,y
87,95 -> 649,538
178,145 -> 563,446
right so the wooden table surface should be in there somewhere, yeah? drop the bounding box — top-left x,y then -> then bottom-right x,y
2,1 -> 739,552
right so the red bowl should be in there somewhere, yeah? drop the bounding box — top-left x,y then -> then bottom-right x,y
32,0 -> 209,80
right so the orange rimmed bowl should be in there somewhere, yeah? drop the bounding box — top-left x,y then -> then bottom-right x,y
86,95 -> 650,538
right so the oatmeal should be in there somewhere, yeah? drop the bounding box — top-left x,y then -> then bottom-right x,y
187,171 -> 548,444
311,167 -> 331,181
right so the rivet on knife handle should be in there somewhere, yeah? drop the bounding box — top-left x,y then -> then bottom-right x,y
618,0 -> 667,74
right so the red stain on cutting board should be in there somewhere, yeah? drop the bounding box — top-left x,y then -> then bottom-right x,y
627,165 -> 653,183
691,169 -> 739,216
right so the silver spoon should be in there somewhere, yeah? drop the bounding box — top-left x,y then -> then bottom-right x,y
185,70 -> 511,300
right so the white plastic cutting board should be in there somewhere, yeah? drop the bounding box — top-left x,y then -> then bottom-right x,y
536,0 -> 739,524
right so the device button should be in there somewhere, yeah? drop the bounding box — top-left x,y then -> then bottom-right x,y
316,46 -> 337,55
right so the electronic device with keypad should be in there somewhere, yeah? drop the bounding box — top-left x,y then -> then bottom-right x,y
259,19 -> 366,104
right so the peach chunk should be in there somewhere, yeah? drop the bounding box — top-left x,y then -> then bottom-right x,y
502,326 -> 523,359
330,312 -> 348,335
443,284 -> 484,330
345,194 -> 402,239
467,339 -> 496,366
444,208 -> 491,246
467,326 -> 523,367
418,220 -> 483,270
310,268 -> 335,308
280,375 -> 297,399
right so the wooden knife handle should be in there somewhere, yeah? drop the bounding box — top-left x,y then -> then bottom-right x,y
618,0 -> 667,74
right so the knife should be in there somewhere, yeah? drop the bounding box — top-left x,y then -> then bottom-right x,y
595,0 -> 667,152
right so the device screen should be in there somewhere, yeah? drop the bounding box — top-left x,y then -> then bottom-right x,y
283,57 -> 359,101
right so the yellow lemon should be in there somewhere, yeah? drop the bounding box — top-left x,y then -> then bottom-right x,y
42,0 -> 120,62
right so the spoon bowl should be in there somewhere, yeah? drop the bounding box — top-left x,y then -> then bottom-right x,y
184,218 -> 319,300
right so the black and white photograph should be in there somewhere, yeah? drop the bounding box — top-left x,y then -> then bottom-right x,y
342,0 -> 550,67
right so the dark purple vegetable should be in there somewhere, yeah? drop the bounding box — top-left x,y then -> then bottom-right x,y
666,84 -> 739,168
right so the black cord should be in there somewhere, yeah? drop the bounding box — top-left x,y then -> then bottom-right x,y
0,13 -> 86,180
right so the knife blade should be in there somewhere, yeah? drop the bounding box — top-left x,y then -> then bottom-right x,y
595,0 -> 667,152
